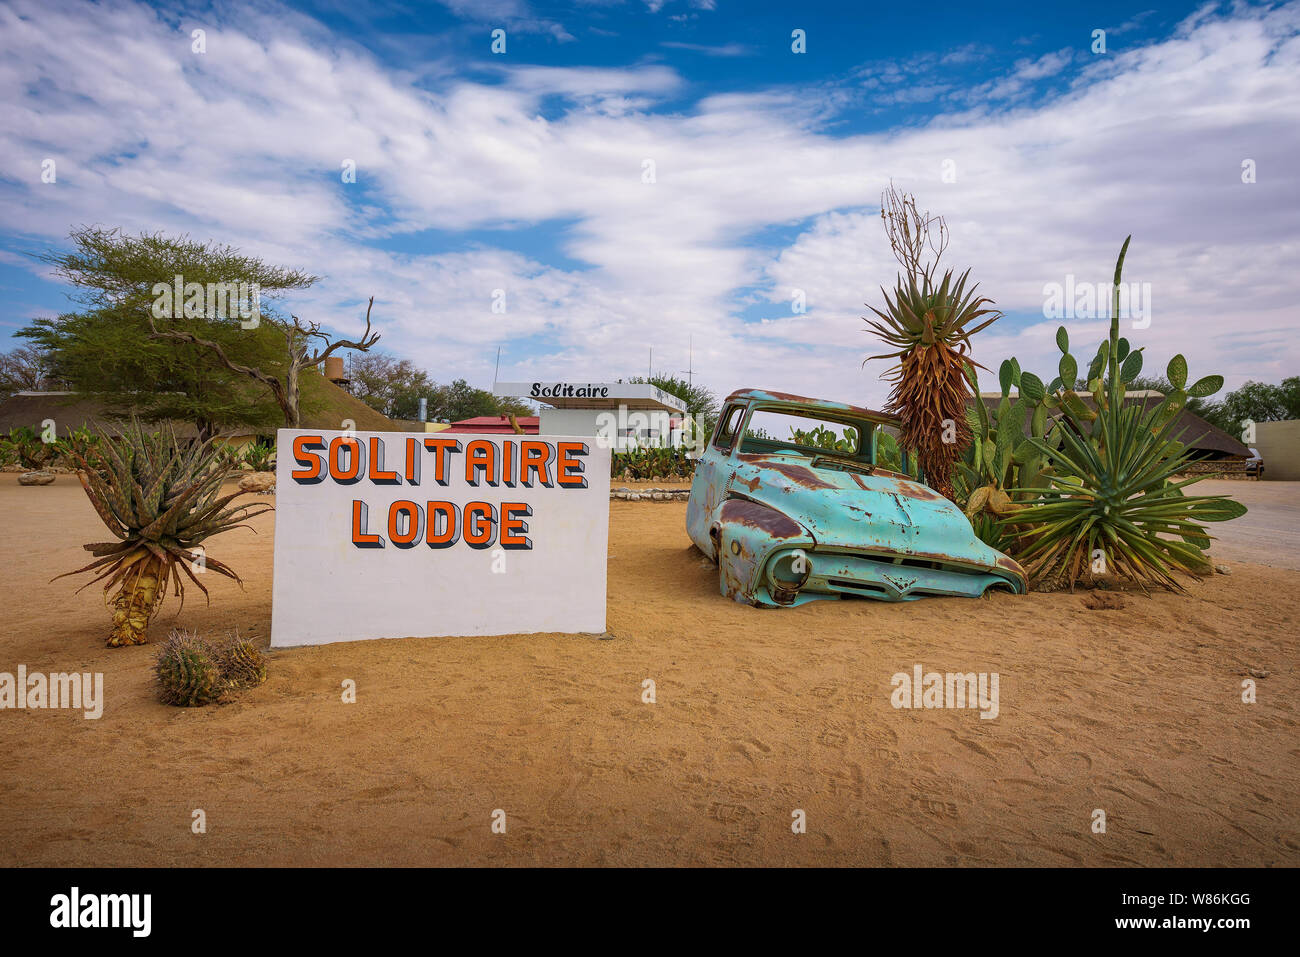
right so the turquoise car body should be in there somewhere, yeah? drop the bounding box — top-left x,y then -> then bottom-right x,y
686,389 -> 1028,606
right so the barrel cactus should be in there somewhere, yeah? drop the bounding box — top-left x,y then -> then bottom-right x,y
154,630 -> 222,707
216,634 -> 267,690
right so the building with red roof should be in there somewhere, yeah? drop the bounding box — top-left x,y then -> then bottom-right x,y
442,415 -> 539,434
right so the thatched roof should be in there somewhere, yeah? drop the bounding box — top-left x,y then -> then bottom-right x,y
0,371 -> 399,440
0,392 -> 215,439
969,392 -> 1249,458
296,368 -> 398,433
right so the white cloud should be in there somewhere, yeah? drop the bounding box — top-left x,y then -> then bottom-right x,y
660,41 -> 752,56
0,0 -> 1297,411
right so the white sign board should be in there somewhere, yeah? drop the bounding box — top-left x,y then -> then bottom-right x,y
270,430 -> 610,647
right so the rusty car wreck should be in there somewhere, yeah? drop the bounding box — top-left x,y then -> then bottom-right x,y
686,389 -> 1028,606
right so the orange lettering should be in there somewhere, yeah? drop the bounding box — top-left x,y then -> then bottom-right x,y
426,502 -> 458,547
465,440 -> 497,486
351,500 -> 383,548
556,441 -> 588,488
291,434 -> 325,482
369,437 -> 399,483
500,502 -> 532,549
464,501 -> 496,547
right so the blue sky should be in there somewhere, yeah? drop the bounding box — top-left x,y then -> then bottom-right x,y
1,0 -> 1297,411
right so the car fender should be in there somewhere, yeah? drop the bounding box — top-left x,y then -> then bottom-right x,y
714,499 -> 815,604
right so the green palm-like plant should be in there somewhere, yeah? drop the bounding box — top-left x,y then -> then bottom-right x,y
1002,238 -> 1247,590
56,420 -> 272,646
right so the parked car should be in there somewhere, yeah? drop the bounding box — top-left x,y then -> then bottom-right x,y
686,389 -> 1028,606
1245,448 -> 1264,477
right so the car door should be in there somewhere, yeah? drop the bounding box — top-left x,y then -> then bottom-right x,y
687,402 -> 746,555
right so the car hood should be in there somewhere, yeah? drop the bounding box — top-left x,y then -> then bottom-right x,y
727,452 -> 1024,580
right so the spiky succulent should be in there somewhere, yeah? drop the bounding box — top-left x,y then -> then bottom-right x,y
216,634 -> 267,690
154,629 -> 223,706
865,268 -> 1002,499
1001,237 -> 1247,591
56,419 -> 272,646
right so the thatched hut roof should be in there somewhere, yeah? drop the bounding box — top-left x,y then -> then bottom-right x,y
0,392 -> 213,439
0,370 -> 399,440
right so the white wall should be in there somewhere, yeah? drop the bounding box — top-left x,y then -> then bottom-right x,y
539,408 -> 604,437
1256,420 -> 1300,480
540,407 -> 677,449
271,429 -> 611,647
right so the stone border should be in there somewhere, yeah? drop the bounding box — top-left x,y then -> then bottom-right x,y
610,487 -> 691,502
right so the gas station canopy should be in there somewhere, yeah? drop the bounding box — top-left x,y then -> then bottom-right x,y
493,381 -> 687,413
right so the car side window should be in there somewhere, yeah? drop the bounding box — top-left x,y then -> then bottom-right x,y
713,404 -> 744,450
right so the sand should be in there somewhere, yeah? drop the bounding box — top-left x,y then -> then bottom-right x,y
1,475 -> 1297,866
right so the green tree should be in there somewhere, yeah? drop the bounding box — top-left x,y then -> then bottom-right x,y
1212,377 -> 1300,438
18,227 -> 316,439
629,373 -> 719,428
0,345 -> 55,401
432,378 -> 505,422
349,355 -> 532,423
348,353 -> 436,420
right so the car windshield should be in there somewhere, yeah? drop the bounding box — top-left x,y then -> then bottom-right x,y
740,409 -> 863,457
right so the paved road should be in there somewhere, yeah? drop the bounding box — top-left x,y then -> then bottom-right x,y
1199,479 -> 1300,571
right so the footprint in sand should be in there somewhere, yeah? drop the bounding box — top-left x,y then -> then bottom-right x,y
818,727 -> 848,748
717,738 -> 771,765
911,794 -> 959,817
709,802 -> 755,824
624,756 -> 668,777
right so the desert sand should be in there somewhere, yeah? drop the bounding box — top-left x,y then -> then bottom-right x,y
1,475 -> 1296,866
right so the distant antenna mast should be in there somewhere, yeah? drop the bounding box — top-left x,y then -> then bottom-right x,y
494,346 -> 502,387
648,347 -> 653,381
681,335 -> 695,388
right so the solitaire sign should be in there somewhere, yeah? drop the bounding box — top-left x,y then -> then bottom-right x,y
270,430 -> 611,647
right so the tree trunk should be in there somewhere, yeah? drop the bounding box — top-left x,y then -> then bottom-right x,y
284,364 -> 301,429
108,554 -> 163,647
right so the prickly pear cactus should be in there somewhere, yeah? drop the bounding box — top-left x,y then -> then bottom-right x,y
217,635 -> 267,690
154,630 -> 222,707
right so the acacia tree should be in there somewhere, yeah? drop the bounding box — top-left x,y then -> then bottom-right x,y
20,227 -> 315,438
149,297 -> 380,429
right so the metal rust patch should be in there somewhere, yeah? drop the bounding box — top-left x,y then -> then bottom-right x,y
720,498 -> 804,539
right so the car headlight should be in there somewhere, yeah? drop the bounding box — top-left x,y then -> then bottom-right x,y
766,549 -> 811,603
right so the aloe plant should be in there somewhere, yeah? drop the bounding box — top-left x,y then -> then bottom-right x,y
240,439 -> 276,472
1000,238 -> 1246,590
56,420 -> 272,646
865,266 -> 1002,499
3,426 -> 57,470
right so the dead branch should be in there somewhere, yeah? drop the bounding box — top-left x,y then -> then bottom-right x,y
881,181 -> 948,283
